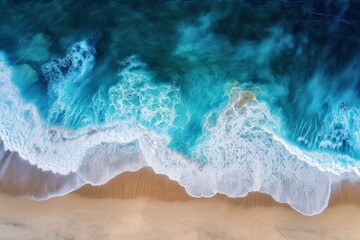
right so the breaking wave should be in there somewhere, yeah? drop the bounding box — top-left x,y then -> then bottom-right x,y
1,0 -> 360,216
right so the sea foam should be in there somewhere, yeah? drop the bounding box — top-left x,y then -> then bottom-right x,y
0,44 -> 358,216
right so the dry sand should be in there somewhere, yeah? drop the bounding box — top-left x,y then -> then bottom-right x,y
0,167 -> 360,240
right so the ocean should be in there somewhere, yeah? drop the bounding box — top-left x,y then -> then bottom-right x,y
0,0 -> 360,215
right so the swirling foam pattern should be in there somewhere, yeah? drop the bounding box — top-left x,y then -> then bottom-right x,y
0,0 -> 360,215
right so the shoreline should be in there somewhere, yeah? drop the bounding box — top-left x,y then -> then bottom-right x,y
2,150 -> 360,209
0,167 -> 360,239
76,167 -> 360,208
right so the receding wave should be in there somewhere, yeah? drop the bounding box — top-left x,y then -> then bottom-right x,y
0,54 -> 357,215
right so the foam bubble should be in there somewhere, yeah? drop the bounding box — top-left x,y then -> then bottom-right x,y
319,103 -> 360,154
108,55 -> 182,134
118,89 -> 335,215
0,47 -> 179,177
42,41 -> 95,125
0,45 -> 358,216
294,108 -> 349,153
0,50 -> 141,174
189,90 -> 332,215
292,101 -> 360,173
42,41 -> 94,84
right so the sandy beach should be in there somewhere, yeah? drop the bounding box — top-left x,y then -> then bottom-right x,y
1,1 -> 360,240
1,166 -> 360,240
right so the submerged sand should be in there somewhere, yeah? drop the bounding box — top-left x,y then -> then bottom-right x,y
0,166 -> 360,239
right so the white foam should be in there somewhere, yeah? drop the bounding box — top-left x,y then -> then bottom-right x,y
289,102 -> 360,175
320,104 -> 360,153
42,41 -> 96,125
0,51 -> 147,174
0,48 -> 358,216
0,43 -> 180,174
108,55 -> 182,133
189,90 -> 332,215
78,140 -> 147,185
122,90 -> 335,215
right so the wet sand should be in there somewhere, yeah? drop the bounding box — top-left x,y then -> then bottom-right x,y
1,166 -> 360,240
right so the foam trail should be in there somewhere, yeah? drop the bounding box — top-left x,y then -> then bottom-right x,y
78,141 -> 147,185
1,0 -> 360,216
0,148 -> 86,200
190,91 -> 332,214
0,51 -> 172,175
0,49 -> 358,216
42,41 -> 96,126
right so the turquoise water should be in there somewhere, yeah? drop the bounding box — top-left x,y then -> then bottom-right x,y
1,0 -> 360,215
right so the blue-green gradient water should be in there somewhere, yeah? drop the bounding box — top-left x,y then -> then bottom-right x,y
1,0 -> 360,215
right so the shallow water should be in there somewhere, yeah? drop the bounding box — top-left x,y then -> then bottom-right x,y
0,0 -> 360,215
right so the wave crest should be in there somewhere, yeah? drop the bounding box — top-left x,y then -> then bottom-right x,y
0,48 -> 357,216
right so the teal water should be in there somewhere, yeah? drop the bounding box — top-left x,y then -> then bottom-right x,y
0,0 -> 360,215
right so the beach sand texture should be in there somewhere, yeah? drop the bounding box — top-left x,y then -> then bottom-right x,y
0,160 -> 360,240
